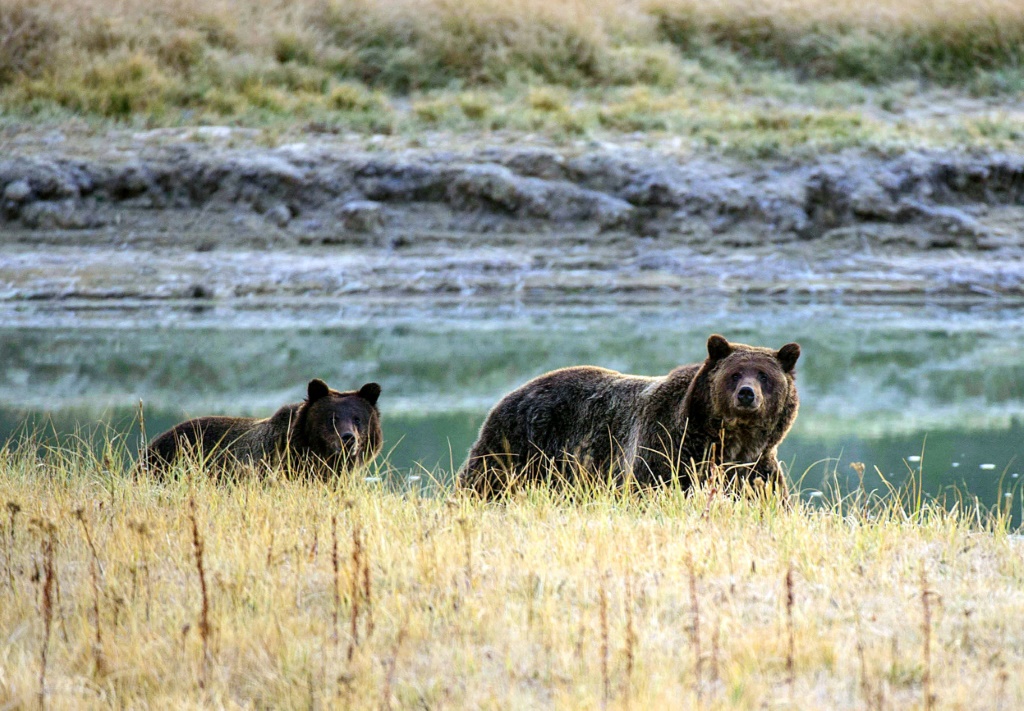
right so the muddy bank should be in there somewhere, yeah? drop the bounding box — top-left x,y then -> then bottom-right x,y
2,130 -> 1024,300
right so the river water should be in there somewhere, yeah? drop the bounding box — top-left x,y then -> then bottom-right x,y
2,295 -> 1022,519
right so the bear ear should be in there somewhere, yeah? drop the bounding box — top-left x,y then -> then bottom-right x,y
358,382 -> 381,406
706,334 -> 733,363
777,343 -> 801,373
307,379 -> 331,403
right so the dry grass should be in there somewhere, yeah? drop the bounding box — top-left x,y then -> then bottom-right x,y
2,0 -> 1024,129
650,0 -> 1024,82
0,437 -> 1022,708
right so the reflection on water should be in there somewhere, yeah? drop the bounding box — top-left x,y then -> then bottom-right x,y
1,297 -> 1023,520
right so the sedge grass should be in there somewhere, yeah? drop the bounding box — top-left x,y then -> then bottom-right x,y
2,0 -> 1024,142
0,436 -> 1022,708
649,0 -> 1024,84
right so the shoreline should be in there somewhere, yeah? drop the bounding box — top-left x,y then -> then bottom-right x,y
2,129 -> 1024,302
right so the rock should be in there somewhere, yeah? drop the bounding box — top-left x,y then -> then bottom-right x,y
446,163 -> 634,225
3,179 -> 32,203
849,182 -> 899,221
19,200 -> 104,230
230,155 -> 304,184
447,165 -> 528,213
265,204 -> 293,228
586,191 -> 635,229
621,169 -> 685,208
497,149 -> 567,181
109,163 -> 154,198
356,161 -> 447,201
338,200 -> 385,233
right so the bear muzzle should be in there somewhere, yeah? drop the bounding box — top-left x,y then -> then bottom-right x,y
329,429 -> 360,458
733,384 -> 762,411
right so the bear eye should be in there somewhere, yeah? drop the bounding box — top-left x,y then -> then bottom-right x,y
731,373 -> 741,383
353,416 -> 361,427
757,371 -> 769,384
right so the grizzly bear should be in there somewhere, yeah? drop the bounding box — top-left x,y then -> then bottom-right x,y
142,379 -> 382,477
459,334 -> 799,498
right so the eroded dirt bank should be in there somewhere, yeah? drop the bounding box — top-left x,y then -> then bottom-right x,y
3,129 -> 1024,301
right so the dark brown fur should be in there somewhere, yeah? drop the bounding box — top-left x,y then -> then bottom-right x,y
142,379 -> 383,478
459,334 -> 800,498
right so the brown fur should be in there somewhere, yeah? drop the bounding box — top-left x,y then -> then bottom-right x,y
459,334 -> 800,498
142,379 -> 383,478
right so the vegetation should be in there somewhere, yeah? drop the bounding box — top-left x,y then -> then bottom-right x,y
1,436 -> 1021,708
650,0 -> 1024,86
2,0 -> 1024,153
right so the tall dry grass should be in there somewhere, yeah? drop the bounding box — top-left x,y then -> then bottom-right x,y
2,0 -> 1024,124
649,0 -> 1024,83
0,436 -> 1022,708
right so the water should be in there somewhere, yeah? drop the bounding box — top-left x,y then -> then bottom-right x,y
2,296 -> 1023,520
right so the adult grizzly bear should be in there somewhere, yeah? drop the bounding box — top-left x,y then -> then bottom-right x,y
142,379 -> 382,477
459,334 -> 799,498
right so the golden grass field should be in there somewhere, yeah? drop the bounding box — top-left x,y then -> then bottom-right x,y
3,0 -> 1024,152
1,440 -> 1022,709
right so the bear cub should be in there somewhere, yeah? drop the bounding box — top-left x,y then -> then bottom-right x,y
460,334 -> 799,498
143,379 -> 382,477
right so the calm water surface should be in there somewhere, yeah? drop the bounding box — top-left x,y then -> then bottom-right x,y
2,296 -> 1023,520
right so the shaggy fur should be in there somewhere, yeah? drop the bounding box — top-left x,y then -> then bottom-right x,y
143,379 -> 382,477
459,334 -> 800,498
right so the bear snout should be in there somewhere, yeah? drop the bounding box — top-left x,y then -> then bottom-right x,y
735,385 -> 758,408
337,431 -> 359,453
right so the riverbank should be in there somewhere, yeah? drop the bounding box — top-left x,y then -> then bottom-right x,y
3,128 -> 1024,302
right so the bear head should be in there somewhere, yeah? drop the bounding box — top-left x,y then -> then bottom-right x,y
298,379 -> 382,472
704,334 -> 800,424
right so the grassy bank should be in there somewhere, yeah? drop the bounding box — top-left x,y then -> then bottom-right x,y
0,441 -> 1021,708
2,0 -> 1024,154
